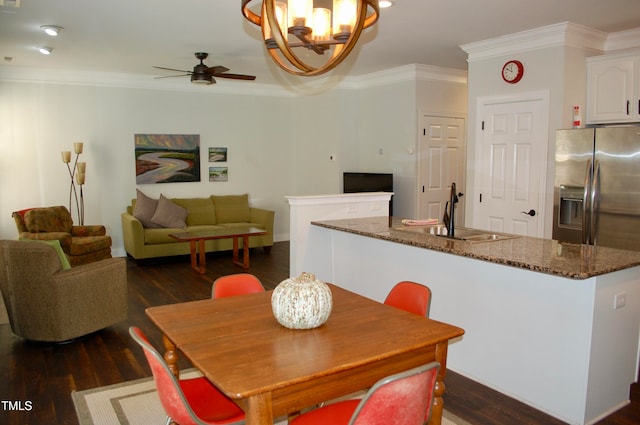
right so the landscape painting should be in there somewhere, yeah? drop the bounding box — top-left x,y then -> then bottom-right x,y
134,134 -> 200,184
209,147 -> 227,162
209,167 -> 228,182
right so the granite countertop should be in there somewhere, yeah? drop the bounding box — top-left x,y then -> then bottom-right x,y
311,217 -> 640,280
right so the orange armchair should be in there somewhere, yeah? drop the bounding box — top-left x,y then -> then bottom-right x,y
12,206 -> 112,266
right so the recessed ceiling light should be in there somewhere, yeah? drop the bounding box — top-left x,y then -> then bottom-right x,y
41,25 -> 63,36
38,46 -> 53,55
379,0 -> 395,8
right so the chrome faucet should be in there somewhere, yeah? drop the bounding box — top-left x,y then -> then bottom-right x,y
443,182 -> 459,238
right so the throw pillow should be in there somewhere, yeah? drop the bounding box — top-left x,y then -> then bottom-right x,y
151,195 -> 188,229
20,238 -> 72,270
133,189 -> 162,228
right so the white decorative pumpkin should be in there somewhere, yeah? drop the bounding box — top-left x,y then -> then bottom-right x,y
271,272 -> 333,329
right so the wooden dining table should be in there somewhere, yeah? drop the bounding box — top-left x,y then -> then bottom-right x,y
145,283 -> 464,425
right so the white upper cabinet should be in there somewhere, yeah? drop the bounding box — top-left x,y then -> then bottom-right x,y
587,53 -> 640,124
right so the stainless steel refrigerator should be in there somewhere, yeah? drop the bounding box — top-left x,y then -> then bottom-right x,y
553,126 -> 640,252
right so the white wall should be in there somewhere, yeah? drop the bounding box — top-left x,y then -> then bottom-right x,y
0,81 -> 293,254
0,65 -> 467,255
354,80 -> 416,218
290,89 -> 353,195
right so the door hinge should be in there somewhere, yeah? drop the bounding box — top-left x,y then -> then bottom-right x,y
479,193 -> 482,203
481,121 -> 485,130
423,128 -> 426,136
422,185 -> 425,193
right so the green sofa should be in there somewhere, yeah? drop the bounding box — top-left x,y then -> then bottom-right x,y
121,193 -> 274,260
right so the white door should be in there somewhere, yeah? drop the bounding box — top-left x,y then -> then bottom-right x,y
418,116 -> 466,223
476,98 -> 547,237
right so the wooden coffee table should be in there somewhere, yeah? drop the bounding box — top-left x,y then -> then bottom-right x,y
169,227 -> 268,274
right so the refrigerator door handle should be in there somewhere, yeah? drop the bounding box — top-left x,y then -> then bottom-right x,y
591,161 -> 601,245
582,159 -> 593,245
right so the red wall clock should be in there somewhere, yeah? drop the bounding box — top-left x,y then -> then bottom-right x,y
501,60 -> 524,84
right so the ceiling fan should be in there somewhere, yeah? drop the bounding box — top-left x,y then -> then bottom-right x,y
153,52 -> 256,85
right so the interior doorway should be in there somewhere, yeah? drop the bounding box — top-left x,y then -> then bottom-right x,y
417,115 -> 466,224
473,93 -> 549,237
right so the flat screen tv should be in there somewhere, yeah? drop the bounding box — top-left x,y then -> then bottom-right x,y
343,172 -> 393,215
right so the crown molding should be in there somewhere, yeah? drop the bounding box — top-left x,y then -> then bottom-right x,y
460,21 -> 608,62
339,64 -> 466,91
0,62 -> 467,95
0,66 -> 292,97
605,27 -> 640,52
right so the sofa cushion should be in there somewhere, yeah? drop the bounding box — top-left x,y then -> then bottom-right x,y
173,198 -> 216,226
24,206 -> 73,233
212,194 -> 250,224
20,238 -> 72,270
133,189 -> 162,229
69,235 -> 112,256
151,195 -> 188,229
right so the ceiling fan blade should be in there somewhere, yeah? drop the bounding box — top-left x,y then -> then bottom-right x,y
215,73 -> 257,81
205,65 -> 230,75
154,74 -> 192,79
153,66 -> 192,73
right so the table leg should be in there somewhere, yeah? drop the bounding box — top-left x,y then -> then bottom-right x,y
242,235 -> 250,268
232,236 -> 240,265
162,335 -> 179,379
189,240 -> 197,271
232,235 -> 251,269
189,239 -> 207,274
246,393 -> 273,425
429,341 -> 450,425
197,239 -> 206,274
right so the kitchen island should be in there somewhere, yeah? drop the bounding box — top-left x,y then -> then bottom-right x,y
308,216 -> 640,425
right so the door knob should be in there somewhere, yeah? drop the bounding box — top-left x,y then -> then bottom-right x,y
521,209 -> 536,217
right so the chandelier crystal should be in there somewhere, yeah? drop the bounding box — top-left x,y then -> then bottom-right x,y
241,0 -> 379,76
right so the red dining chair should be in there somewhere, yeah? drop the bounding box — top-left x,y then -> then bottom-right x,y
384,281 -> 432,317
211,273 -> 265,298
129,327 -> 246,425
289,362 -> 440,425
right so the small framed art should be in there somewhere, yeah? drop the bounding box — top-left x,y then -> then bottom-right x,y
209,147 -> 227,162
209,167 -> 228,182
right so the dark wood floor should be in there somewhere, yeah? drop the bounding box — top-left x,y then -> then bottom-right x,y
1,241 -> 638,425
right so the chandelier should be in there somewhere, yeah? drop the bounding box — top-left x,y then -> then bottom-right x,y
241,0 -> 379,76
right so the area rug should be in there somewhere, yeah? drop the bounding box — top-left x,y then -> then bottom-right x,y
72,369 -> 470,425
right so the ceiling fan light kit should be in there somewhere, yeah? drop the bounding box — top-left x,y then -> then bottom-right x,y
191,73 -> 214,85
241,0 -> 379,76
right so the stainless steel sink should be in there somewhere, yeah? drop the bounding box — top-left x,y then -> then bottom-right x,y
396,225 -> 519,242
